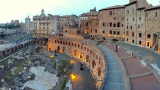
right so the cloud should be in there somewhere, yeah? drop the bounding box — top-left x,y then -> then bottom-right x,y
0,0 -> 159,23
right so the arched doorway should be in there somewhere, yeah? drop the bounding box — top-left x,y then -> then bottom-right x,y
92,60 -> 96,68
98,67 -> 101,76
74,50 -> 77,56
86,55 -> 89,62
57,46 -> 60,52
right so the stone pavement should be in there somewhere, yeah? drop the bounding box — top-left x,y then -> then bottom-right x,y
115,41 -> 160,68
90,41 -> 125,90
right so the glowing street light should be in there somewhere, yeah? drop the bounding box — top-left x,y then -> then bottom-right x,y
70,74 -> 76,80
50,55 -> 54,58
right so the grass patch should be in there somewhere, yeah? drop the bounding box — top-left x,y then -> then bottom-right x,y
0,60 -> 8,67
0,57 -> 13,67
60,60 -> 73,69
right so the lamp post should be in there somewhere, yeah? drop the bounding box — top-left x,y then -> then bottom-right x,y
116,45 -> 118,52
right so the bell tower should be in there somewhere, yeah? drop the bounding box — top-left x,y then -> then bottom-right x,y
41,9 -> 44,15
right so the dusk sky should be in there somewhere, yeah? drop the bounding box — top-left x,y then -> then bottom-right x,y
0,0 -> 159,23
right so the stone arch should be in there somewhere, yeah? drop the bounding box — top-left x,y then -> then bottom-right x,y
86,55 -> 89,62
92,60 -> 96,68
98,67 -> 101,76
74,50 -> 77,56
63,41 -> 65,44
57,46 -> 60,52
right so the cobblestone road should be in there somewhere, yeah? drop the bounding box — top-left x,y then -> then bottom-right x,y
115,41 -> 160,68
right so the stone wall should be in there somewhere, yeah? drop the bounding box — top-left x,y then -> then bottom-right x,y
0,41 -> 33,59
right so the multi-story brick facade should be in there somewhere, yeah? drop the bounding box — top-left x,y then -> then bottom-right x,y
145,6 -> 160,52
99,5 -> 125,41
97,0 -> 160,52
125,0 -> 151,45
79,7 -> 99,39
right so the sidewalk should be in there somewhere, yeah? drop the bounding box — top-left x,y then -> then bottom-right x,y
103,42 -> 160,90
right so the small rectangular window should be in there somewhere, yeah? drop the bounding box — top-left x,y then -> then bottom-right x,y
139,17 -> 141,21
139,33 -> 142,37
113,31 -> 116,35
110,30 -> 112,34
146,13 -> 148,17
147,34 -> 151,39
155,12 -> 157,17
139,41 -> 142,45
103,30 -> 105,34
126,31 -> 129,35
102,23 -> 105,26
132,32 -> 134,37
117,31 -> 120,35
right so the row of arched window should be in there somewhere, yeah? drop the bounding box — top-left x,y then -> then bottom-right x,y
49,40 -> 101,61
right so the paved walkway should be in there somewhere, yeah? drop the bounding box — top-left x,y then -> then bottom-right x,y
115,41 -> 160,68
90,41 -> 125,90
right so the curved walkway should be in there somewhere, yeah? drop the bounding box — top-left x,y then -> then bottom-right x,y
91,41 -> 125,90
